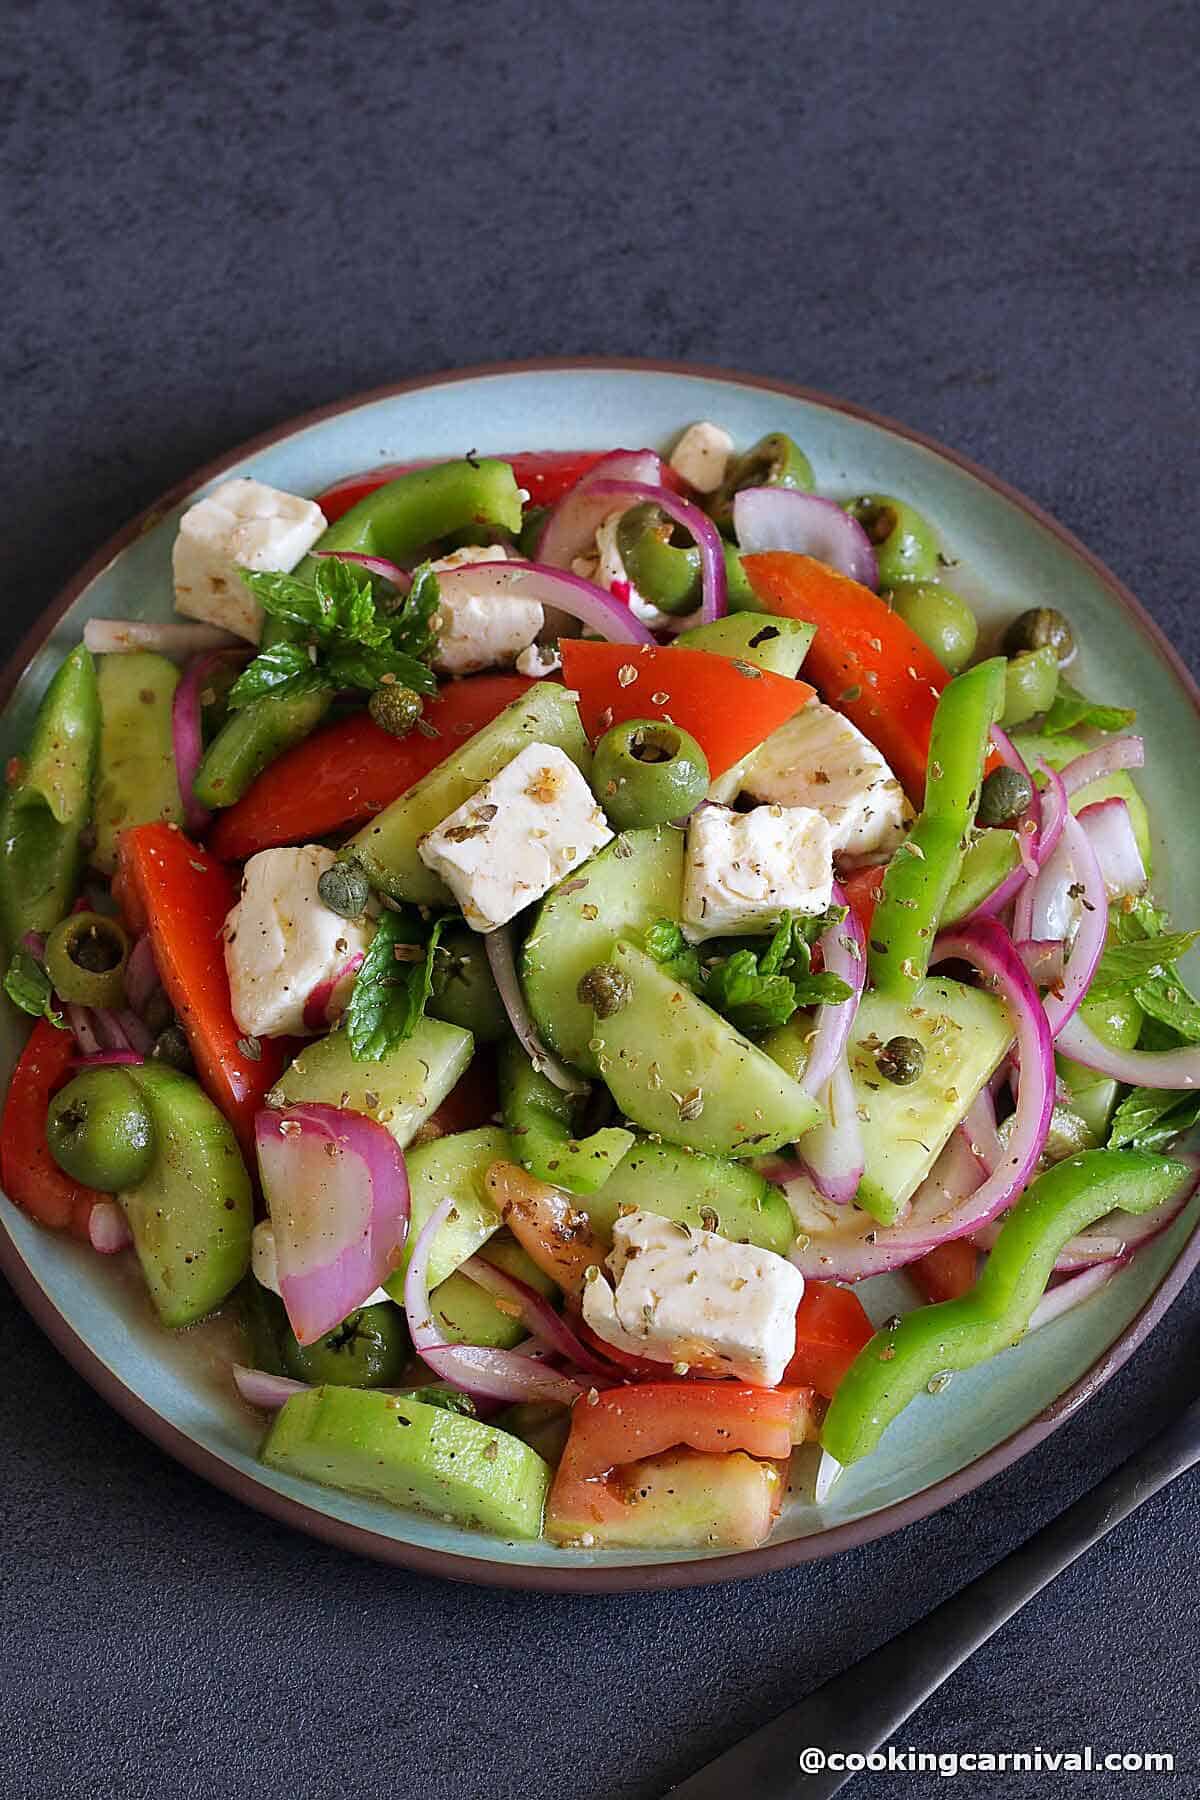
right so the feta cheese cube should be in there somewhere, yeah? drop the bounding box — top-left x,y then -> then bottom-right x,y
418,742 -> 612,932
252,1220 -> 390,1309
741,702 -> 911,859
173,478 -> 327,642
668,420 -> 735,494
515,641 -> 562,678
224,845 -> 373,1039
581,1209 -> 805,1386
682,803 -> 833,939
430,544 -> 544,675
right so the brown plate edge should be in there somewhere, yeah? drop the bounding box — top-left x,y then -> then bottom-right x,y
1,354 -> 1197,1594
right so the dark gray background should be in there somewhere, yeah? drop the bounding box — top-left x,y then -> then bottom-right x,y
3,2 -> 1198,1796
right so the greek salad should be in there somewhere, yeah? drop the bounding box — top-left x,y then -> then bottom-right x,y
3,422 -> 1198,1553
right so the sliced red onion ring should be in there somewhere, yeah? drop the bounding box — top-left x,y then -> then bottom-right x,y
88,1200 -> 132,1254
123,932 -> 161,1017
960,1086 -> 1002,1175
312,549 -> 413,592
435,557 -> 655,647
485,922 -> 587,1095
1060,735 -> 1144,796
405,1197 -> 584,1406
1054,1012 -> 1200,1089
991,726 -> 1042,876
460,1254 -> 616,1380
536,449 -> 664,570
301,953 -> 365,1033
1042,812 -> 1107,1039
65,1005 -> 102,1057
1027,1260 -> 1122,1332
1016,938 -> 1065,987
1076,796 -> 1146,899
800,1060 -> 864,1205
69,1050 -> 145,1070
172,648 -> 249,836
115,1008 -> 155,1056
582,479 -> 727,624
255,1102 -> 411,1346
732,488 -> 878,589
800,884 -> 865,1100
233,1364 -> 312,1411
83,619 -> 243,657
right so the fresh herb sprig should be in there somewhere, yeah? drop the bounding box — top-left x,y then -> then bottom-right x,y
645,907 -> 852,1035
344,906 -> 452,1062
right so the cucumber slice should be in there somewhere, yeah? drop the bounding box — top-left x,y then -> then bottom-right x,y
592,940 -> 823,1157
815,975 -> 1013,1224
93,653 -> 183,873
1011,728 -> 1152,872
385,1124 -> 510,1293
585,1138 -> 793,1255
346,682 -> 591,904
942,829 -> 1020,924
262,1386 -> 551,1540
674,612 -> 815,676
429,1233 -> 558,1350
269,1018 -> 473,1151
521,824 -> 685,1076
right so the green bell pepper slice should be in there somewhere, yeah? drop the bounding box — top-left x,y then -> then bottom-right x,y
498,1038 -> 633,1194
0,645 -> 99,954
195,459 -> 524,809
868,657 -> 1006,1001
822,1148 -> 1191,1465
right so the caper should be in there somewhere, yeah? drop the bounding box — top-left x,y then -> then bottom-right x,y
317,860 -> 371,918
577,963 -> 633,1019
875,1035 -> 926,1086
1002,606 -> 1076,666
977,766 -> 1034,827
368,683 -> 423,738
152,1024 -> 194,1073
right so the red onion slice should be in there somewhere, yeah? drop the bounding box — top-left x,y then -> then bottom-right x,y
312,549 -> 413,592
88,1200 -> 132,1254
1042,812 -> 1107,1039
84,619 -> 243,657
1060,734 -> 1144,796
1076,796 -> 1146,899
1016,938 -> 1066,987
1054,1013 -> 1200,1089
459,1254 -> 616,1380
732,488 -> 879,589
960,1086 -> 1003,1175
405,1197 -> 585,1406
435,558 -> 655,647
582,479 -> 727,624
69,1050 -> 145,1070
990,726 -> 1042,876
123,932 -> 162,1017
536,449 -> 664,569
1027,1260 -> 1122,1331
800,884 -> 865,1100
301,953 -> 365,1033
255,1102 -> 411,1346
172,648 -> 249,836
233,1364 -> 313,1411
801,1059 -> 864,1204
65,1005 -> 102,1057
485,922 -> 587,1094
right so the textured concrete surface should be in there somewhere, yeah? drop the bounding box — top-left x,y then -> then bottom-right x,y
2,1 -> 1198,1796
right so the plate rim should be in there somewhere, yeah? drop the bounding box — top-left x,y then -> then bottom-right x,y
3,354 -> 1198,1593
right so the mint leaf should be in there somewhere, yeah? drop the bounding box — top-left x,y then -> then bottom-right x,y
643,917 -> 702,987
389,561 -> 442,662
1087,931 -> 1200,1004
790,971 -> 855,1007
227,642 -> 327,708
4,950 -> 63,1026
345,910 -> 451,1062
1044,680 -> 1136,736
326,644 -> 437,697
1108,1086 -> 1200,1152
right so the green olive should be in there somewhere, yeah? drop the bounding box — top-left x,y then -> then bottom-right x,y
280,1300 -> 408,1387
977,765 -> 1034,827
428,924 -> 509,1042
44,912 -> 130,1010
591,719 -> 710,830
318,860 -> 371,919
1003,606 -> 1076,666
1002,647 -> 1059,727
577,962 -> 633,1019
886,580 -> 978,673
723,540 -> 759,613
46,1069 -> 156,1192
849,495 -> 940,587
616,504 -> 702,615
874,1035 -> 926,1086
711,432 -> 815,532
368,683 -> 423,738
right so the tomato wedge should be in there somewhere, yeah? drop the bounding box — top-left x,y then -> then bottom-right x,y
0,1019 -> 100,1239
207,674 -> 533,863
116,824 -> 291,1157
909,1239 -> 979,1303
557,1381 -> 816,1477
559,640 -> 815,780
315,451 -> 612,525
841,863 -> 887,940
782,1280 -> 875,1398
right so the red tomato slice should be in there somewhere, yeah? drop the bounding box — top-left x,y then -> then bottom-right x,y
782,1280 -> 875,1398
558,640 -> 815,779
841,863 -> 887,940
909,1239 -> 979,1303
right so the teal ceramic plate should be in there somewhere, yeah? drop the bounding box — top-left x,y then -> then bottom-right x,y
3,360 -> 1198,1591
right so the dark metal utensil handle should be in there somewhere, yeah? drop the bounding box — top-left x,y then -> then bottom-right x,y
668,1395 -> 1200,1800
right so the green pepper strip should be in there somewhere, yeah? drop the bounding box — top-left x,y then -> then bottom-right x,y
498,1038 -> 632,1195
867,657 -> 1006,1000
194,459 -> 524,809
0,645 -> 99,954
822,1148 -> 1191,1465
